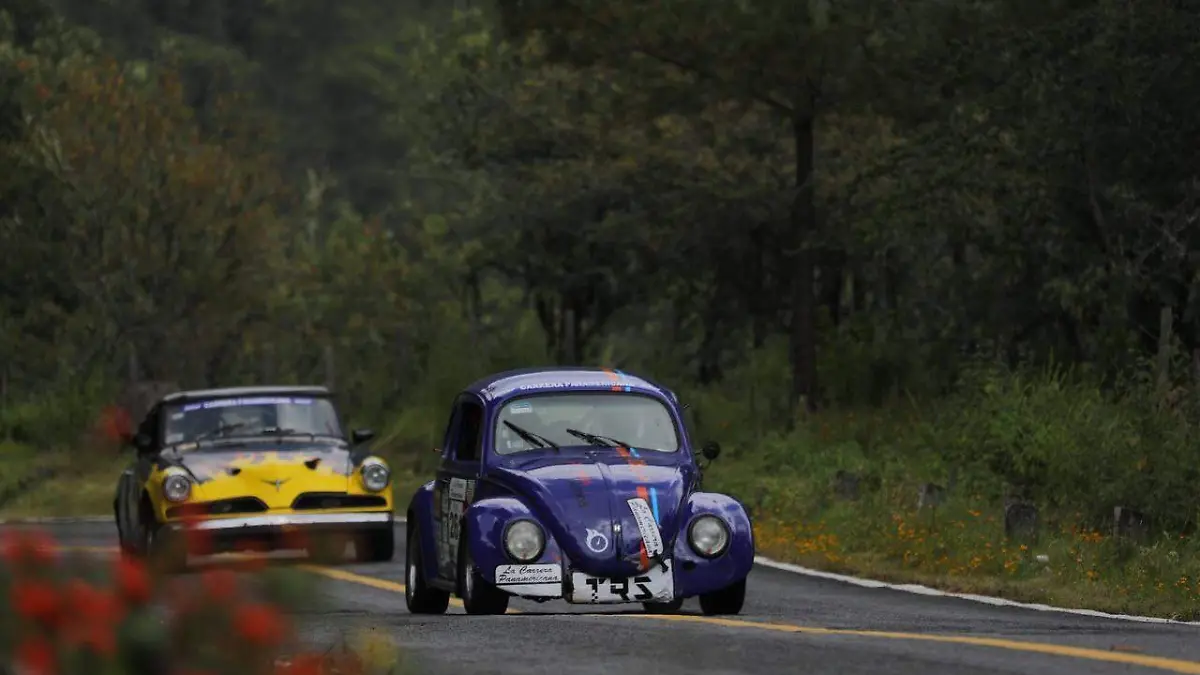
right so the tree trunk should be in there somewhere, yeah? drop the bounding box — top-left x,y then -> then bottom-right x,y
789,104 -> 818,413
820,248 -> 845,328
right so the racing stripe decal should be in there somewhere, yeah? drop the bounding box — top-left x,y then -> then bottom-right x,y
615,443 -> 661,569
602,367 -> 623,392
635,485 -> 652,568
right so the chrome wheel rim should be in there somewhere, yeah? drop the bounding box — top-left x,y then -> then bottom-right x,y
406,552 -> 417,601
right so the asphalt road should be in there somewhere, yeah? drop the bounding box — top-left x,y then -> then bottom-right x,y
10,520 -> 1200,675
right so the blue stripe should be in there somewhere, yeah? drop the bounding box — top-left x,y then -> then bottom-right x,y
650,487 -> 660,524
624,385 -> 631,392
628,447 -> 640,457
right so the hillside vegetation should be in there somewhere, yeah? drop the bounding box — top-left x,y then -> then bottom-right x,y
3,0 -> 1200,616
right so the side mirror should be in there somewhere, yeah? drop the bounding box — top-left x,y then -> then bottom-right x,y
131,433 -> 153,454
351,429 -> 375,445
701,441 -> 721,461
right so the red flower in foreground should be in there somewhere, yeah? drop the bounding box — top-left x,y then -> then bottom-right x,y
97,404 -> 132,442
60,579 -> 123,656
181,517 -> 213,556
15,637 -> 56,675
2,528 -> 59,567
12,581 -> 62,627
234,602 -> 289,647
200,568 -> 239,602
114,554 -> 153,605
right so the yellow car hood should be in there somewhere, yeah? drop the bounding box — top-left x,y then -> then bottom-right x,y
171,445 -> 354,508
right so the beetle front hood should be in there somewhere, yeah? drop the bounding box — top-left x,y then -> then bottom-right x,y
161,443 -> 355,508
489,453 -> 689,577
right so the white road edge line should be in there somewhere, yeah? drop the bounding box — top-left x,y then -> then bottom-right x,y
7,515 -> 1200,626
752,555 -> 1200,626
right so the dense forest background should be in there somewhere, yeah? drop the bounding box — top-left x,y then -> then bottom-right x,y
4,0 -> 1200,530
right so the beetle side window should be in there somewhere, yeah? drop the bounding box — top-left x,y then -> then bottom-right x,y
452,400 -> 484,463
439,402 -> 461,459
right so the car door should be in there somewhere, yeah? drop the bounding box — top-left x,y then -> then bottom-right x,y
123,404 -> 164,537
433,394 -> 485,580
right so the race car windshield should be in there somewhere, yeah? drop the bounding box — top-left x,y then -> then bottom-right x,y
494,392 -> 680,455
162,396 -> 344,448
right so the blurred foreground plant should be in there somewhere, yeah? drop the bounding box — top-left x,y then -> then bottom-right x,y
0,527 -> 404,675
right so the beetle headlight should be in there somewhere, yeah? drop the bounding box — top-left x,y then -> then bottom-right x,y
503,519 -> 545,562
688,515 -> 730,558
162,474 -> 192,503
360,458 -> 390,492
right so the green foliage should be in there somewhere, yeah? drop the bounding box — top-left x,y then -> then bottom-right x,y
5,0 -> 1200,614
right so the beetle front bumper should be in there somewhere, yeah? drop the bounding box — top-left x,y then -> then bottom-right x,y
493,558 -> 676,604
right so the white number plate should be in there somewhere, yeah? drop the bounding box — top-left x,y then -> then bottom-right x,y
569,559 -> 674,604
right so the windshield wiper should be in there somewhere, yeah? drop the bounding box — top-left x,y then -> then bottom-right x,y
259,427 -> 316,441
503,421 -> 559,452
194,422 -> 247,442
565,428 -> 633,449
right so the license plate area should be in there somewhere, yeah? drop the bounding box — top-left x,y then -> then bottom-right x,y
568,559 -> 674,604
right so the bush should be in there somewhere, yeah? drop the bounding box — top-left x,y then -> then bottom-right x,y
0,527 -> 404,675
687,351 -> 1200,616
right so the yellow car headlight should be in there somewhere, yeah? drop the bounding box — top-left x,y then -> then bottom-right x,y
162,473 -> 192,503
360,458 -> 390,492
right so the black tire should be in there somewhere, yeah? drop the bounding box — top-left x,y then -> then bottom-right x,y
458,523 -> 509,615
355,528 -> 395,563
405,525 -> 450,614
699,579 -> 745,616
144,521 -> 187,574
115,501 -> 137,555
643,597 -> 685,614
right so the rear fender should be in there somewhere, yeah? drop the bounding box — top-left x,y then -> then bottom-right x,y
672,491 -> 755,597
464,496 -> 563,584
406,481 -> 440,583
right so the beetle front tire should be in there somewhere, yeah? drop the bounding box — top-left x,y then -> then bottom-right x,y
405,525 -> 449,614
699,578 -> 745,616
458,523 -> 509,615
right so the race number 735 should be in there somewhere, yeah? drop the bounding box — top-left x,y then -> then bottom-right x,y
586,576 -> 654,600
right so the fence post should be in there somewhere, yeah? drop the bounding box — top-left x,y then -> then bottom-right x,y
1,370 -> 8,442
127,344 -> 139,384
1156,306 -> 1172,398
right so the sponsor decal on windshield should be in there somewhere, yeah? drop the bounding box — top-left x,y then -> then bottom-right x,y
181,396 -> 315,412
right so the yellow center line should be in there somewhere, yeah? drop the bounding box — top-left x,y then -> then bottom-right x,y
303,565 -> 1200,674
299,564 -> 510,613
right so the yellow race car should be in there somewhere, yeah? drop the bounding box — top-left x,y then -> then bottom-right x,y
113,385 -> 394,570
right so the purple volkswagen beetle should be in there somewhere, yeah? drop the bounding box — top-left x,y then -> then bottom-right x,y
403,367 -> 753,616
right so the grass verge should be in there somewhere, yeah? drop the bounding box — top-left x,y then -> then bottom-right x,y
0,441 -> 123,517
700,365 -> 1200,621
